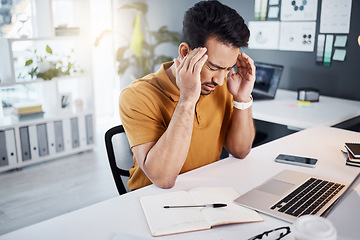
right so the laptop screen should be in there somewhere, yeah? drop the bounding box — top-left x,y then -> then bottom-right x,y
252,62 -> 284,100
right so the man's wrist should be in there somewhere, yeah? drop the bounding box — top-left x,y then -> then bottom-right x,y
233,95 -> 253,110
177,98 -> 197,110
233,94 -> 252,102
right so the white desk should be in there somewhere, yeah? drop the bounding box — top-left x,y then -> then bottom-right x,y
252,89 -> 360,130
1,126 -> 360,240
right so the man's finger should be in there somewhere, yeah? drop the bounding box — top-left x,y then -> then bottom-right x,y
236,54 -> 247,69
183,48 -> 199,71
238,53 -> 248,68
242,53 -> 255,75
193,53 -> 208,74
188,48 -> 207,72
174,58 -> 180,68
177,55 -> 187,74
241,53 -> 255,74
237,53 -> 254,75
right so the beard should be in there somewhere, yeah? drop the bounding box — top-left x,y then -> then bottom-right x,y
201,90 -> 212,95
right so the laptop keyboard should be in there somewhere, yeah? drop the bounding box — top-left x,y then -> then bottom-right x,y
270,177 -> 345,217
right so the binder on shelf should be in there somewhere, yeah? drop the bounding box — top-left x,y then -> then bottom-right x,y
0,131 -> 9,167
54,121 -> 65,153
28,125 -> 39,161
36,123 -> 49,157
5,129 -> 18,166
78,115 -> 87,147
70,117 -> 80,149
46,122 -> 57,155
62,119 -> 72,151
85,114 -> 94,145
19,127 -> 32,161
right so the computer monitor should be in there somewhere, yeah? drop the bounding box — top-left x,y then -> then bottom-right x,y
252,62 -> 284,100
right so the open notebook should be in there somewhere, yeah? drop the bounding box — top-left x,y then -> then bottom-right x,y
140,187 -> 263,237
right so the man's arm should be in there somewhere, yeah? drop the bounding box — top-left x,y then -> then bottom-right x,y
131,48 -> 208,189
224,103 -> 255,159
225,53 -> 256,158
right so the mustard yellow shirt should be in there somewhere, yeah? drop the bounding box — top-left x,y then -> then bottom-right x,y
119,61 -> 233,190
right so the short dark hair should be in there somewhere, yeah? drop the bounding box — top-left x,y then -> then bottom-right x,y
181,0 -> 250,49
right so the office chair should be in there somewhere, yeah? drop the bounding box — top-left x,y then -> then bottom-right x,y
104,125 -> 133,195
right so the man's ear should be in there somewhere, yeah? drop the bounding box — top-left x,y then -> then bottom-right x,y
178,42 -> 190,60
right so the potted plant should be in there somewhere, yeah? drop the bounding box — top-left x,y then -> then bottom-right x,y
24,45 -> 82,81
95,1 -> 180,81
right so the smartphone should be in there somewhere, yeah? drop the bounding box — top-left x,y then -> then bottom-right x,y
275,154 -> 318,168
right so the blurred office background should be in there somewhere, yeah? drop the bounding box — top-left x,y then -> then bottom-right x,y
0,0 -> 359,235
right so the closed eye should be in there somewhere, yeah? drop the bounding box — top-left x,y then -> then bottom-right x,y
206,64 -> 217,71
206,61 -> 235,71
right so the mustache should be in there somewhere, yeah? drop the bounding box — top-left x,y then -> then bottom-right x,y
202,81 -> 218,87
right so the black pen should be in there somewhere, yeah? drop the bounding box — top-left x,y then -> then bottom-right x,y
164,203 -> 227,209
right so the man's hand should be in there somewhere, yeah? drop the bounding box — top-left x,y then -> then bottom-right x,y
173,47 -> 208,106
227,52 -> 255,102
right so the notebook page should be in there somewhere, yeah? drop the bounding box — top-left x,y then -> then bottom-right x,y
140,191 -> 210,236
189,187 -> 263,226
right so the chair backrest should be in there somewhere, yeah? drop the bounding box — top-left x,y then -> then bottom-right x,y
104,125 -> 133,195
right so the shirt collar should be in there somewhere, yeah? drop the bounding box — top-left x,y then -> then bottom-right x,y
154,61 -> 180,102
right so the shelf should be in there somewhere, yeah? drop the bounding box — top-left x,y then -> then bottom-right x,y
0,0 -> 95,172
0,109 -> 94,128
0,74 -> 92,87
4,36 -> 90,42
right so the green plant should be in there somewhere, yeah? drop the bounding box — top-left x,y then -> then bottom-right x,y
24,45 -> 83,80
95,2 -> 180,79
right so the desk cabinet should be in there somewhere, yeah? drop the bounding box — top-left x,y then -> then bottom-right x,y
0,113 -> 94,172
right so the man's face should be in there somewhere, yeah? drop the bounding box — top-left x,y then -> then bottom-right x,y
200,37 -> 240,95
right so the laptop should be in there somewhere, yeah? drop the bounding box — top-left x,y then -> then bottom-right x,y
252,62 -> 283,100
234,169 -> 356,223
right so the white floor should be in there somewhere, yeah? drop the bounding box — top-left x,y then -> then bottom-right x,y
0,117 -> 121,235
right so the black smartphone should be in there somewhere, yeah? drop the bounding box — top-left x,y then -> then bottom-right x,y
275,154 -> 318,168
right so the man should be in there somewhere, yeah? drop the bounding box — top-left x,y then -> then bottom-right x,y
120,0 -> 255,190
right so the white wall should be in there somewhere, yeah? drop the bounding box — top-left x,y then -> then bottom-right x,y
90,0 -> 117,119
